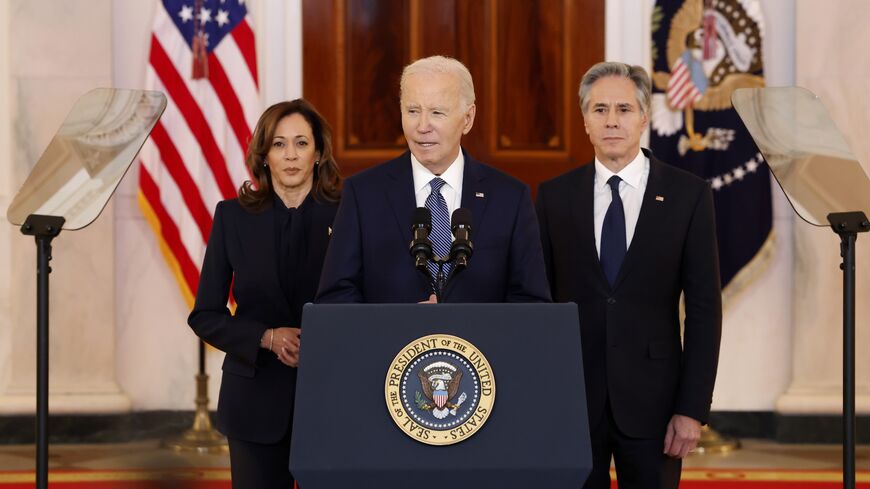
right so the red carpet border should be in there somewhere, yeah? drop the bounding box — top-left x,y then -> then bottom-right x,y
1,468 -> 869,488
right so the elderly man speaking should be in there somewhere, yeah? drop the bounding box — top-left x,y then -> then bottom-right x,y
317,55 -> 549,304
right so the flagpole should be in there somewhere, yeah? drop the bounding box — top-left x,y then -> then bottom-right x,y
693,425 -> 740,454
164,338 -> 228,454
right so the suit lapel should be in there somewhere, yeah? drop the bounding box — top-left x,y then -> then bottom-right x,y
459,153 -> 489,236
386,153 -> 417,247
611,154 -> 669,291
386,152 -> 431,292
237,203 -> 291,317
441,151 -> 488,297
572,164 -> 610,294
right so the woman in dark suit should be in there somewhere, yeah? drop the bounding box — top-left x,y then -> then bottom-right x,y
189,99 -> 341,489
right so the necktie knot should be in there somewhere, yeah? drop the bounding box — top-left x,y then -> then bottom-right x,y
607,175 -> 622,194
429,177 -> 446,194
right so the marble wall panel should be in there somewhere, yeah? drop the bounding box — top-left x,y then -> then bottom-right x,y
9,0 -> 111,79
0,1 -> 13,393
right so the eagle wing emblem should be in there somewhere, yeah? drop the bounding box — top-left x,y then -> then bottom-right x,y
447,370 -> 463,399
418,369 -> 434,400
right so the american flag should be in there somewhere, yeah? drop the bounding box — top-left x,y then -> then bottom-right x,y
666,52 -> 707,110
138,0 -> 259,306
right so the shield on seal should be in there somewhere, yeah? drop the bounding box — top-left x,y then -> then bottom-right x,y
433,390 -> 448,408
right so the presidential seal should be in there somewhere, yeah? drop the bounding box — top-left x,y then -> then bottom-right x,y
385,334 -> 495,446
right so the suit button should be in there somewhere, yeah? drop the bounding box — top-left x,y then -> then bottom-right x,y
607,297 -> 616,305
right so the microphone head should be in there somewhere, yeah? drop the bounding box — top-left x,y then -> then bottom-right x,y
411,207 -> 432,231
451,208 -> 472,232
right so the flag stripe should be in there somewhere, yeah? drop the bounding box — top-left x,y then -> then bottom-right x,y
206,52 -> 254,158
145,77 -> 226,217
231,20 -> 258,87
213,33 -> 260,131
139,164 -> 201,296
140,139 -> 207,272
149,35 -> 237,199
149,122 -> 213,242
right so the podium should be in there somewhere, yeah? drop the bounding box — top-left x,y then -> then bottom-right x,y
290,303 -> 591,489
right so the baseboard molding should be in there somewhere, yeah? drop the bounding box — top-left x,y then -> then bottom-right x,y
0,410 -> 864,444
709,411 -> 870,443
0,411 -> 217,444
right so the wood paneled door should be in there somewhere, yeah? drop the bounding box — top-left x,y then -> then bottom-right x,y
302,0 -> 605,192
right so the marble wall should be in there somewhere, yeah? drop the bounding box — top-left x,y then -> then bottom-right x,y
0,0 -> 12,396
2,0 -> 865,415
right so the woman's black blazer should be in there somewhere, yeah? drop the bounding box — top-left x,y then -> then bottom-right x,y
189,197 -> 337,443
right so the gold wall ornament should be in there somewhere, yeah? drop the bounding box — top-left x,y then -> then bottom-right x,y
385,334 -> 496,446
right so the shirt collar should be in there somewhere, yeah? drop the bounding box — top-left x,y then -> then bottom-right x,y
594,149 -> 647,190
411,149 -> 465,194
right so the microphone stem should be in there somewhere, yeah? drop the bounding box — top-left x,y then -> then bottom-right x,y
435,261 -> 445,303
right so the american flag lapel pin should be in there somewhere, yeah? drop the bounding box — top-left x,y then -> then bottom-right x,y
655,195 -> 665,202
475,192 -> 485,198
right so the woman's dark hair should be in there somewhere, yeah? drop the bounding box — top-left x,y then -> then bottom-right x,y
238,99 -> 342,211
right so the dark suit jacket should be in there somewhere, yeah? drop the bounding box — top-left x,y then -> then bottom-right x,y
316,150 -> 551,303
189,196 -> 338,443
536,149 -> 722,439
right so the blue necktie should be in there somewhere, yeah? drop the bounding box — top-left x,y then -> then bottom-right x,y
600,175 -> 626,286
425,177 -> 452,281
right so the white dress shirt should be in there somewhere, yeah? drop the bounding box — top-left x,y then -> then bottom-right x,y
411,150 -> 464,216
593,150 -> 650,257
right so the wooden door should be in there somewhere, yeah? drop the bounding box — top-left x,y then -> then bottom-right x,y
302,0 -> 605,192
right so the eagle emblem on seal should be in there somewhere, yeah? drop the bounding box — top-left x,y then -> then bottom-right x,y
415,361 -> 468,420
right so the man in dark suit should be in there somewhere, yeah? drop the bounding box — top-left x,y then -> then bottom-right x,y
317,55 -> 550,304
536,62 -> 722,488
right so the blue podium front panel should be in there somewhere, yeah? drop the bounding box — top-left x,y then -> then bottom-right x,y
290,303 -> 590,489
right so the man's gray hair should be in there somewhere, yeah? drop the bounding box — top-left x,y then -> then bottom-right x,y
578,62 -> 651,116
400,55 -> 476,109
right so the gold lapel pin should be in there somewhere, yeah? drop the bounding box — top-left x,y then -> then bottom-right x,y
655,195 -> 665,202
475,192 -> 485,198
328,226 -> 333,236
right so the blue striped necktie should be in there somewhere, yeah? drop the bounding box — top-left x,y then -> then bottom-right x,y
425,177 -> 452,281
600,175 -> 626,286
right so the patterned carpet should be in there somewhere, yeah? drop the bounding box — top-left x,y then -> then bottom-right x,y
0,468 -> 869,488
0,468 -> 231,488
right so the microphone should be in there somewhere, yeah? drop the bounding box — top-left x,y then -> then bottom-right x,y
409,207 -> 433,272
449,208 -> 473,270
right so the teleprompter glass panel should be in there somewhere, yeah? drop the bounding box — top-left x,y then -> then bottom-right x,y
732,86 -> 870,226
7,88 -> 166,230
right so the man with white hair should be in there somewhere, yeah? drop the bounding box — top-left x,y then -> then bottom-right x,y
317,55 -> 550,303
